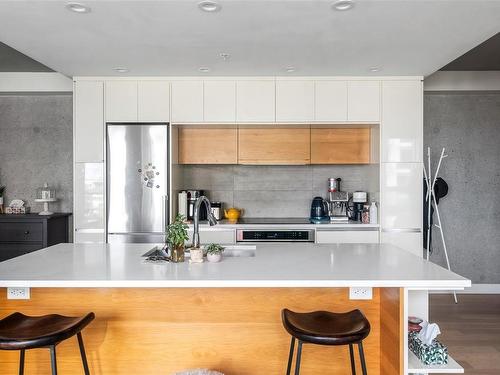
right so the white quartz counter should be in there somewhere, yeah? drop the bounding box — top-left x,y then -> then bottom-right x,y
190,220 -> 379,229
0,243 -> 470,289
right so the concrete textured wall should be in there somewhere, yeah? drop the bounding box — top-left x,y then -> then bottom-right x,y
424,92 -> 500,284
0,94 -> 73,213
180,164 -> 379,218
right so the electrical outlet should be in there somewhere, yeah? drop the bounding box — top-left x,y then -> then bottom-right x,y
349,287 -> 372,300
7,287 -> 30,300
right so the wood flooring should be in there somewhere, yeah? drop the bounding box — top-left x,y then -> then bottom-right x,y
430,294 -> 500,375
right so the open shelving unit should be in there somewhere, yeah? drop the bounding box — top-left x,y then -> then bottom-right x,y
408,351 -> 464,374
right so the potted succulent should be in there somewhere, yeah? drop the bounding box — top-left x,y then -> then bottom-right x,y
167,214 -> 189,263
205,243 -> 225,263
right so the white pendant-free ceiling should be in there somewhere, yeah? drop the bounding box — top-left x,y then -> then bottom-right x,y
0,0 -> 499,77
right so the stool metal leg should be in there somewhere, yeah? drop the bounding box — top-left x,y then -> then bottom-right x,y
19,349 -> 25,375
286,337 -> 295,375
77,332 -> 91,375
294,341 -> 303,375
349,344 -> 356,375
50,345 -> 58,375
358,341 -> 367,375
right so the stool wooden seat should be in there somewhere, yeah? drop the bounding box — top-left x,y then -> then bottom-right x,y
0,312 -> 95,375
281,309 -> 370,375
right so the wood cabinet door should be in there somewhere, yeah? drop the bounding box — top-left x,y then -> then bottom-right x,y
347,81 -> 380,121
105,81 -> 138,122
238,127 -> 310,164
178,128 -> 237,164
171,81 -> 204,123
236,80 -> 275,122
275,81 -> 314,122
138,81 -> 170,122
311,128 -> 370,164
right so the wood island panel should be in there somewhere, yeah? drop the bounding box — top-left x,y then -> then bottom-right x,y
311,128 -> 371,164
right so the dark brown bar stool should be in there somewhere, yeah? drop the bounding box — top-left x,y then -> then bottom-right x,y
0,312 -> 95,375
282,309 -> 370,375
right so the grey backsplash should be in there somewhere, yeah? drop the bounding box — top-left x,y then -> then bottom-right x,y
180,164 -> 379,217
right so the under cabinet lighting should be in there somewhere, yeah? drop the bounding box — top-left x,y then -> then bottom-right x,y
198,1 -> 221,13
332,0 -> 354,11
65,2 -> 91,13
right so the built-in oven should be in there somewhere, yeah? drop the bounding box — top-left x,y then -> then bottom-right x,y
236,229 -> 315,242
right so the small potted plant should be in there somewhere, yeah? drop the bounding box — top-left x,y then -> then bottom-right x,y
167,214 -> 189,263
205,243 -> 225,263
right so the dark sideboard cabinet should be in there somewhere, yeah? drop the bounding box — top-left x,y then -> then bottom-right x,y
0,213 -> 71,262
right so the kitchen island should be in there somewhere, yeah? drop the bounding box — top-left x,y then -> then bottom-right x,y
0,243 -> 470,375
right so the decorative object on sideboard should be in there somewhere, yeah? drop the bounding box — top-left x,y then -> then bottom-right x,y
0,185 -> 5,214
205,243 -> 225,263
34,183 -> 57,216
5,199 -> 31,214
167,214 -> 189,263
224,207 -> 242,223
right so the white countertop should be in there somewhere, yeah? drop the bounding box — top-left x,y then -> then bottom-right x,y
0,243 -> 470,289
190,220 -> 380,230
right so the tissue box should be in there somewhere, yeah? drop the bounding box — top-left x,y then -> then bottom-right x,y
409,332 -> 448,365
5,206 -> 31,214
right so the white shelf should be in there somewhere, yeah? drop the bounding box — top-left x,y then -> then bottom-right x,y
408,351 -> 464,374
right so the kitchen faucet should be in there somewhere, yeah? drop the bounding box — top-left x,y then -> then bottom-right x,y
192,196 -> 217,248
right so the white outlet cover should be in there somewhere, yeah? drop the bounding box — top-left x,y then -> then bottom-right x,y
349,287 -> 372,300
7,287 -> 30,300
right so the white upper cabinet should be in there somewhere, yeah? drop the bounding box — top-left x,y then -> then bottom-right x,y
314,81 -> 348,121
204,81 -> 236,122
276,80 -> 314,122
171,81 -> 204,123
105,81 -> 138,122
74,81 -> 104,162
382,81 -> 423,163
347,81 -> 381,122
138,81 -> 170,122
236,80 -> 276,122
380,162 -> 423,230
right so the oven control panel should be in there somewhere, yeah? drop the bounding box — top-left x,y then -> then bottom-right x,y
236,229 -> 315,242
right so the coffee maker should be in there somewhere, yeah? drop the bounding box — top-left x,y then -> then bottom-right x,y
327,178 -> 349,223
187,190 -> 207,221
351,191 -> 367,222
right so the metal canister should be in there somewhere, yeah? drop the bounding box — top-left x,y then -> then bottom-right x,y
210,201 -> 223,221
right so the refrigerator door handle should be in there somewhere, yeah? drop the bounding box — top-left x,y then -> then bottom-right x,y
162,195 -> 168,230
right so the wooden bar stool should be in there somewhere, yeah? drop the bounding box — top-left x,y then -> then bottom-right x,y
281,309 -> 370,375
0,312 -> 95,375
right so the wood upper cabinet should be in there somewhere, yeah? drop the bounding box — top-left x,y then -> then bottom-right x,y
137,81 -> 170,122
178,128 -> 237,164
171,81 -> 204,123
74,81 -> 104,162
276,81 -> 314,122
105,81 -> 138,122
204,81 -> 236,122
236,80 -> 276,122
347,81 -> 381,122
314,81 -> 348,121
311,128 -> 371,164
238,127 -> 310,164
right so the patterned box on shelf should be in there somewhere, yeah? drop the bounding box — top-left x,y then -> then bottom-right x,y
409,332 -> 448,365
5,206 -> 31,214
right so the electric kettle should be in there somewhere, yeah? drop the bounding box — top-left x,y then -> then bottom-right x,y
310,197 -> 329,223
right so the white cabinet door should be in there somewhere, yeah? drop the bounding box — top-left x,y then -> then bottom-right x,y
105,81 -> 138,122
276,81 -> 314,122
74,81 -> 104,162
381,80 -> 423,162
314,81 -> 348,121
236,80 -> 275,122
204,81 -> 236,122
138,81 -> 170,122
74,162 -> 105,243
380,162 -> 423,229
316,230 -> 379,244
347,81 -> 381,121
171,81 -> 204,123
381,231 -> 423,257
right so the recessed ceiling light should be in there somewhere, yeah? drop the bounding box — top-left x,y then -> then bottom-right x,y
199,67 -> 211,73
285,67 -> 296,73
65,2 -> 91,13
332,0 -> 354,11
369,66 -> 381,72
198,1 -> 221,13
220,53 -> 230,61
113,67 -> 129,73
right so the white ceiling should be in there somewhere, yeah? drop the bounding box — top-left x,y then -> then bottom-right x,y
0,0 -> 499,77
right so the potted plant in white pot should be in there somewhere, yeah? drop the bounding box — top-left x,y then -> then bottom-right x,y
205,244 -> 225,263
167,214 -> 189,263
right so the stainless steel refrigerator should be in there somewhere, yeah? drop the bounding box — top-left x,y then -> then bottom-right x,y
106,123 -> 169,243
